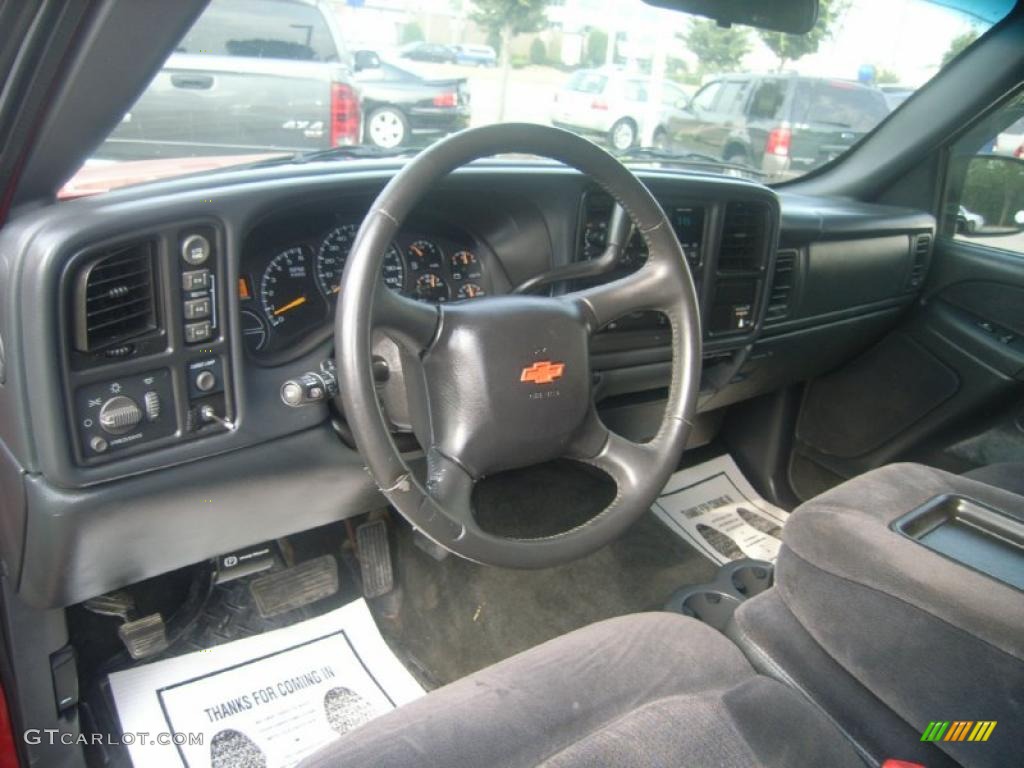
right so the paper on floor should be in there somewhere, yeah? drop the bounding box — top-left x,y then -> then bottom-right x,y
108,598 -> 422,768
652,455 -> 789,565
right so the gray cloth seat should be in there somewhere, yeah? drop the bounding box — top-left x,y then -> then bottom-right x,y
301,612 -> 864,767
740,463 -> 1024,768
963,461 -> 1024,496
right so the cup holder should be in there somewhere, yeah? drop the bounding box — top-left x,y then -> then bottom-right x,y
665,558 -> 774,632
731,563 -> 773,598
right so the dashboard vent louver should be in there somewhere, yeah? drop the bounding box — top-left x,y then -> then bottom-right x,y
74,241 -> 158,352
718,201 -> 768,272
765,249 -> 797,324
906,233 -> 931,289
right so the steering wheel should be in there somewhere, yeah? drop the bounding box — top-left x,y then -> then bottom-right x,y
336,124 -> 701,568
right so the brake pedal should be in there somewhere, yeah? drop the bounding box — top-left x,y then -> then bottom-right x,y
118,613 -> 169,660
356,520 -> 394,598
249,554 -> 338,618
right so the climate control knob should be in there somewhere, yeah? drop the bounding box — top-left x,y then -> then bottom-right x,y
98,395 -> 143,435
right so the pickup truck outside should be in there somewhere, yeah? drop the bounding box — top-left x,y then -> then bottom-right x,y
98,0 -> 370,160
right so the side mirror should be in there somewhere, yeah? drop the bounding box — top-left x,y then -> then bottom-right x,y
354,50 -> 381,72
676,98 -> 690,110
959,155 -> 1024,237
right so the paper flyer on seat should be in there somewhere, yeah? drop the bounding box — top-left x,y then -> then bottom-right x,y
108,599 -> 423,768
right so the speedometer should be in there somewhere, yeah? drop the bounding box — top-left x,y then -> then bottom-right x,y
316,223 -> 405,297
260,246 -> 322,329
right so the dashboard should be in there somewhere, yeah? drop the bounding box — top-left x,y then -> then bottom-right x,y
239,210 -> 494,359
0,162 -> 935,608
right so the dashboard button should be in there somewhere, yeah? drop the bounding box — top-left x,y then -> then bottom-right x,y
184,297 -> 211,320
195,370 -> 216,393
181,234 -> 211,266
89,436 -> 109,453
182,269 -> 211,291
185,321 -> 212,343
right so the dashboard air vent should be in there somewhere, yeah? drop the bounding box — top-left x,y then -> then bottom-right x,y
73,241 -> 158,352
906,233 -> 931,289
718,201 -> 768,272
765,249 -> 797,324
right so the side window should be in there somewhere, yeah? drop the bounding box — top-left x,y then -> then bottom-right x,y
943,90 -> 1024,253
691,82 -> 722,113
748,80 -> 786,121
716,81 -> 749,116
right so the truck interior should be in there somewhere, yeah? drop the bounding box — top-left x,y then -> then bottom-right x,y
0,0 -> 1022,766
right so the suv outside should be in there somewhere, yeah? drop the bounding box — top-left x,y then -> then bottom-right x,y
552,68 -> 690,151
661,74 -> 890,179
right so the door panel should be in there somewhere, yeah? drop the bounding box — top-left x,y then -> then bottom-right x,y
789,237 -> 1024,499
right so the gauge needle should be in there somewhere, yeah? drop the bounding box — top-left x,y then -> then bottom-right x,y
273,296 -> 307,316
410,244 -> 424,258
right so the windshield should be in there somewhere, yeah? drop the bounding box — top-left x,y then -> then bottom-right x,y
64,0 -> 1012,196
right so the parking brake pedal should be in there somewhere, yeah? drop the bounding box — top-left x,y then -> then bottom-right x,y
118,614 -> 169,660
356,520 -> 394,598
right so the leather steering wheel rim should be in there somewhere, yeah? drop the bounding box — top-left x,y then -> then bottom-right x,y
336,123 -> 702,568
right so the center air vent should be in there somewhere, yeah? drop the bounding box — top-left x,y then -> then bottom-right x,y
719,201 -> 768,272
765,250 -> 797,324
73,241 -> 158,352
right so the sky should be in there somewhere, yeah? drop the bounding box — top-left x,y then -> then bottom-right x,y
599,0 -> 989,86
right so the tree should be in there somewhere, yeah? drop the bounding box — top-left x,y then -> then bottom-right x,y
471,0 -> 552,120
685,19 -> 751,74
875,68 -> 900,84
584,28 -> 608,68
399,22 -> 424,45
942,30 -> 979,67
758,0 -> 846,72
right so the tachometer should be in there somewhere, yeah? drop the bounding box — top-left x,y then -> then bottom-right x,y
259,246 -> 321,328
316,223 -> 405,296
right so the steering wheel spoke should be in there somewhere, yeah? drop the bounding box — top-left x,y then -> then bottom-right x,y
374,282 -> 439,352
567,408 -> 656,494
564,261 -> 681,333
424,448 -> 478,532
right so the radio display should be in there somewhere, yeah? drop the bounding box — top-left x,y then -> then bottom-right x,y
670,207 -> 704,263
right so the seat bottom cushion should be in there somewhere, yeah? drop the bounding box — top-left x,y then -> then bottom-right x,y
300,612 -> 863,768
963,461 -> 1024,496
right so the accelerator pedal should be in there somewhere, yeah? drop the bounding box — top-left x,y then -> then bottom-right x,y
356,520 -> 394,598
249,554 -> 339,618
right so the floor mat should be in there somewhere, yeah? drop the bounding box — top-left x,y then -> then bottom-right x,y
375,512 -> 717,686
652,455 -> 790,565
107,599 -> 422,768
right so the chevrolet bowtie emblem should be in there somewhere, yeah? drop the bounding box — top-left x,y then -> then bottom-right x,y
520,360 -> 565,385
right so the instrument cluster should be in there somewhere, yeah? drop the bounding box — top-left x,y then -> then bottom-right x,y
240,218 -> 490,359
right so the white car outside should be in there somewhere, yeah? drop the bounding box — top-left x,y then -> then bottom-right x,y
552,68 -> 689,151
